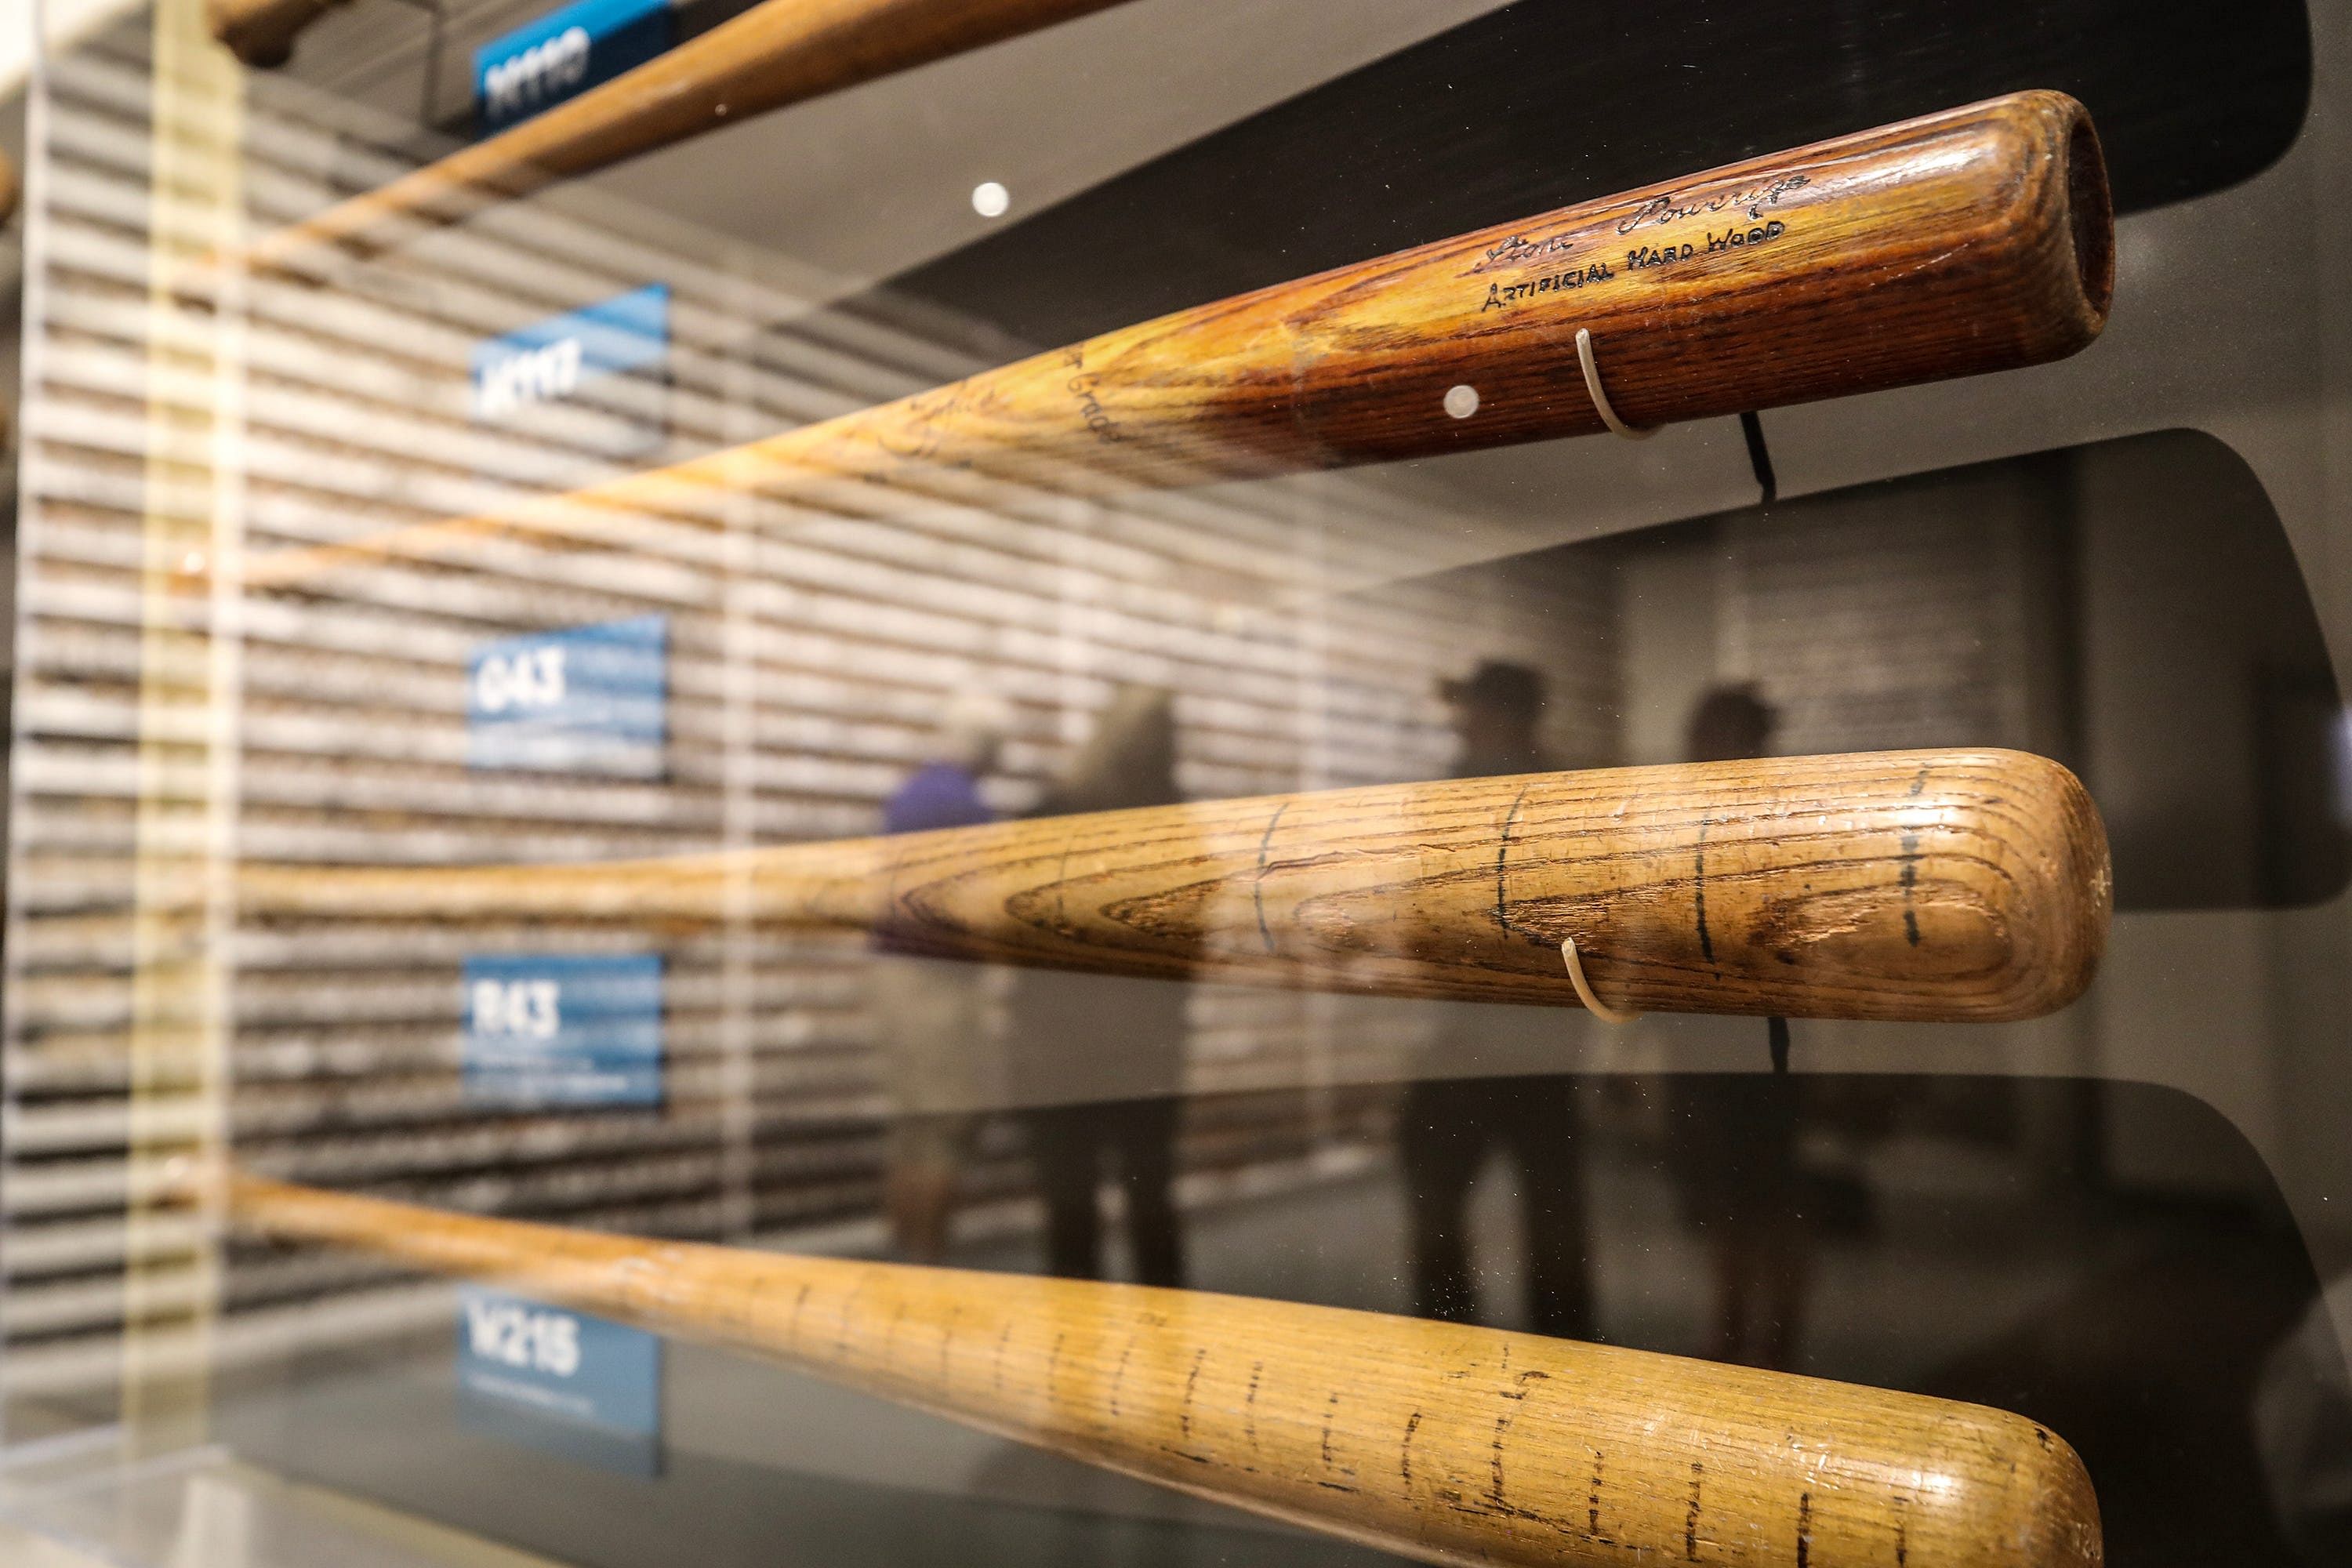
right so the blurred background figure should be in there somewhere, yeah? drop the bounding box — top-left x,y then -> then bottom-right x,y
1399,660 -> 1595,1341
1664,683 -> 1817,1368
1011,685 -> 1190,1287
2254,1274 -> 2352,1562
871,686 -> 1015,1263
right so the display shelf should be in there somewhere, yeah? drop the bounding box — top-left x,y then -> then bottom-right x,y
23,180 -> 1430,601
3,1249 -> 407,1341
0,1104 -> 1394,1403
36,239 -> 1515,639
26,302 -> 1588,741
0,1211 -> 209,1279
9,589 -> 1559,831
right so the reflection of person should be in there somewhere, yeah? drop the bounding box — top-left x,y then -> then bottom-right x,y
1663,684 -> 1815,1368
2253,1273 -> 2352,1561
1399,661 -> 1596,1340
872,688 -> 1014,1263
1011,686 -> 1189,1287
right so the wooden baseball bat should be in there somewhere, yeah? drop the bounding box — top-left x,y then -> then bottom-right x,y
234,749 -> 2111,1023
237,0 -> 1134,257
226,1171 -> 2103,1568
240,91 -> 2108,588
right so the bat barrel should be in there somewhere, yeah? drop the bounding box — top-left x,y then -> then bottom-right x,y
228,1173 -> 2104,1568
608,93 -> 2117,498
930,90 -> 2114,487
238,748 -> 2111,1024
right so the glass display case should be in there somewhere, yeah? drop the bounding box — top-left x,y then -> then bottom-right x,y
0,2 -> 2346,1566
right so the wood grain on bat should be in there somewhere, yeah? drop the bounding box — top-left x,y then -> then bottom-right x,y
228,1172 -> 2103,1568
236,92 -> 2110,589
235,748 -> 2111,1023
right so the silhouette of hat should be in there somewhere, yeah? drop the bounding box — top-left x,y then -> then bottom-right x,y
1439,659 -> 1544,713
1685,683 -> 1778,763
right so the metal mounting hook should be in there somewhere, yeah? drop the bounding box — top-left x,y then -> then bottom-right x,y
1576,327 -> 1655,441
1561,936 -> 1640,1024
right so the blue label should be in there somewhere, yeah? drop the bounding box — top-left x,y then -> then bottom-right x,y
468,613 -> 667,777
463,953 -> 664,1107
473,283 -> 670,425
458,1287 -> 662,1475
474,0 -> 673,133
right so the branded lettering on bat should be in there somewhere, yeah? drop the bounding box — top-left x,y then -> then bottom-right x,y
1629,219 -> 1788,273
1468,232 -> 1584,274
1616,173 -> 1811,235
873,385 -> 965,465
1627,241 -> 1696,270
1474,215 -> 1791,311
1706,220 -> 1788,252
1063,347 -> 1127,444
1481,261 -> 1616,312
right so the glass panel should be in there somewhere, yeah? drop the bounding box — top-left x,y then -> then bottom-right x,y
0,5 -> 2346,1568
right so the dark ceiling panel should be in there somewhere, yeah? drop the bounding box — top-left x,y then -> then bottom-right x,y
883,0 -> 2309,348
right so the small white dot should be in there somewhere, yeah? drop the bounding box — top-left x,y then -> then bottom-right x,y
181,550 -> 206,573
971,181 -> 1011,219
1443,383 -> 1479,419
